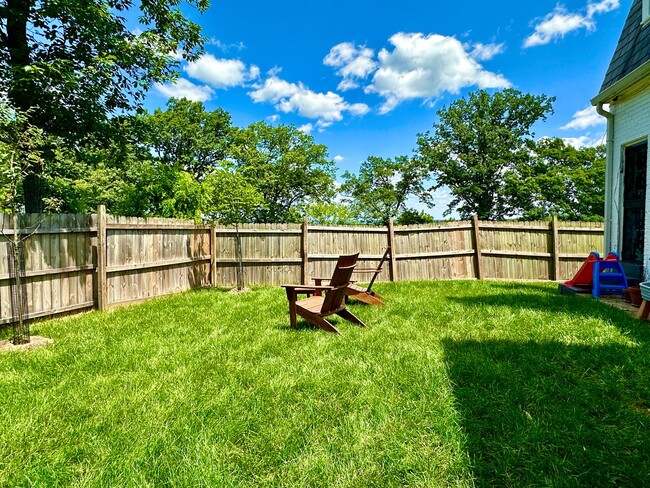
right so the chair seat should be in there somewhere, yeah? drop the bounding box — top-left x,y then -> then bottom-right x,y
347,283 -> 365,293
296,295 -> 325,314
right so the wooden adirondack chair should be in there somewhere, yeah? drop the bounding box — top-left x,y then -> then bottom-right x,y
282,253 -> 366,335
313,247 -> 390,306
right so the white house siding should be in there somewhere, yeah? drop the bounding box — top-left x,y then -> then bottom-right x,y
608,86 -> 650,279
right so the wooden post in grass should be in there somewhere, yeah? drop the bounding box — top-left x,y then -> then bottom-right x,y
472,214 -> 483,280
97,205 -> 108,310
387,217 -> 398,282
551,214 -> 560,281
301,216 -> 309,285
210,223 -> 217,287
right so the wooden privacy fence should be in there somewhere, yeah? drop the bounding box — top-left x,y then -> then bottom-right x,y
0,208 -> 604,325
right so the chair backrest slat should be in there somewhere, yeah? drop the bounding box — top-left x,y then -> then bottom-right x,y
366,247 -> 391,292
321,253 -> 359,313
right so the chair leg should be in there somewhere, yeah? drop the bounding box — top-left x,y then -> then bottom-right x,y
285,288 -> 298,328
638,300 -> 650,321
336,308 -> 366,327
353,293 -> 385,306
299,309 -> 342,335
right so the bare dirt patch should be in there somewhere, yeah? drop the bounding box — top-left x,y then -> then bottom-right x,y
0,336 -> 53,353
228,287 -> 252,294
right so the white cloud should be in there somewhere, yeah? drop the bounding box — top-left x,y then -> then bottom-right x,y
277,90 -> 348,121
469,42 -> 505,61
561,105 -> 607,130
249,76 -> 302,103
333,155 -> 344,162
365,32 -> 511,113
587,0 -> 620,17
315,120 -> 333,132
348,102 -> 371,116
154,78 -> 214,102
562,134 -> 605,148
298,123 -> 314,134
523,8 -> 593,48
249,75 -> 370,128
206,39 -> 246,52
266,114 -> 280,123
185,54 -> 259,88
324,42 -> 377,91
524,1 -> 620,48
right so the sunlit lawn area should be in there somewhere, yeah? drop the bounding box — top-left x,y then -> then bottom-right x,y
1,281 -> 649,486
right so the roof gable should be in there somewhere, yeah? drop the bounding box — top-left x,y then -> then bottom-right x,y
599,0 -> 650,93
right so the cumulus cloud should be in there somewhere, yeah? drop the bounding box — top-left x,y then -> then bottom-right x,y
249,75 -> 370,128
298,123 -> 314,134
348,103 -> 371,116
249,76 -> 302,103
266,114 -> 280,123
206,38 -> 246,52
333,155 -> 344,162
469,42 -> 505,61
524,1 -> 620,48
324,42 -> 377,91
154,78 -> 214,102
365,32 -> 510,113
185,54 -> 259,88
562,134 -> 605,148
561,105 -> 607,130
587,0 -> 620,17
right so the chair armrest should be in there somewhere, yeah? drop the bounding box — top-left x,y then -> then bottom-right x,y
281,284 -> 333,291
353,269 -> 382,273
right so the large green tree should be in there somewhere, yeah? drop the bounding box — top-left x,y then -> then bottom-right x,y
418,89 -> 555,220
507,137 -> 605,221
340,155 -> 433,225
228,122 -> 336,223
138,98 -> 231,180
1,0 -> 209,211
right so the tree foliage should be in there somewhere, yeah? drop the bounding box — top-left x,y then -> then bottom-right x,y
1,0 -> 209,210
418,89 -> 555,220
300,201 -> 356,225
0,101 -> 46,212
228,122 -> 336,223
138,98 -> 231,180
507,138 -> 605,221
341,155 -> 433,225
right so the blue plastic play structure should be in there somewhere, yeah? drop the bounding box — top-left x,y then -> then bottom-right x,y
591,251 -> 628,299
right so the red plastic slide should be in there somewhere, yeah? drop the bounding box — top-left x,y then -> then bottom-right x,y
564,252 -> 600,288
564,252 -> 621,288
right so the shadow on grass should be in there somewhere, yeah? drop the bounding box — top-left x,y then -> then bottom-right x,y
447,291 -> 650,344
443,338 -> 650,485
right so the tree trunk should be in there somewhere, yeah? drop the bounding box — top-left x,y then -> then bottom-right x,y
5,0 -> 45,212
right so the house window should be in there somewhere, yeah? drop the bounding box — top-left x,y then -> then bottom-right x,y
644,0 -> 650,25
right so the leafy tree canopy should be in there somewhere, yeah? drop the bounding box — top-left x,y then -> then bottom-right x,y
1,0 -> 209,210
341,155 -> 433,225
506,137 -> 605,221
137,98 -> 232,180
418,89 -> 555,220
300,200 -> 357,225
228,121 -> 336,223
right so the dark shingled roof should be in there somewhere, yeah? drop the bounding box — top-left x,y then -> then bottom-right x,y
600,0 -> 650,93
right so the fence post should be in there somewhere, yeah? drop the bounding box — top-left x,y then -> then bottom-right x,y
301,217 -> 309,284
387,217 -> 398,282
472,214 -> 483,280
96,205 -> 108,310
210,223 -> 217,287
551,214 -> 560,281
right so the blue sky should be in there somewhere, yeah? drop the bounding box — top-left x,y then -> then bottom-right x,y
146,0 -> 628,217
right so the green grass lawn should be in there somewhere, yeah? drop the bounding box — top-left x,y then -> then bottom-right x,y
1,281 -> 649,486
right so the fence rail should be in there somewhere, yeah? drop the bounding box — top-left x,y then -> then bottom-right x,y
0,207 -> 604,325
